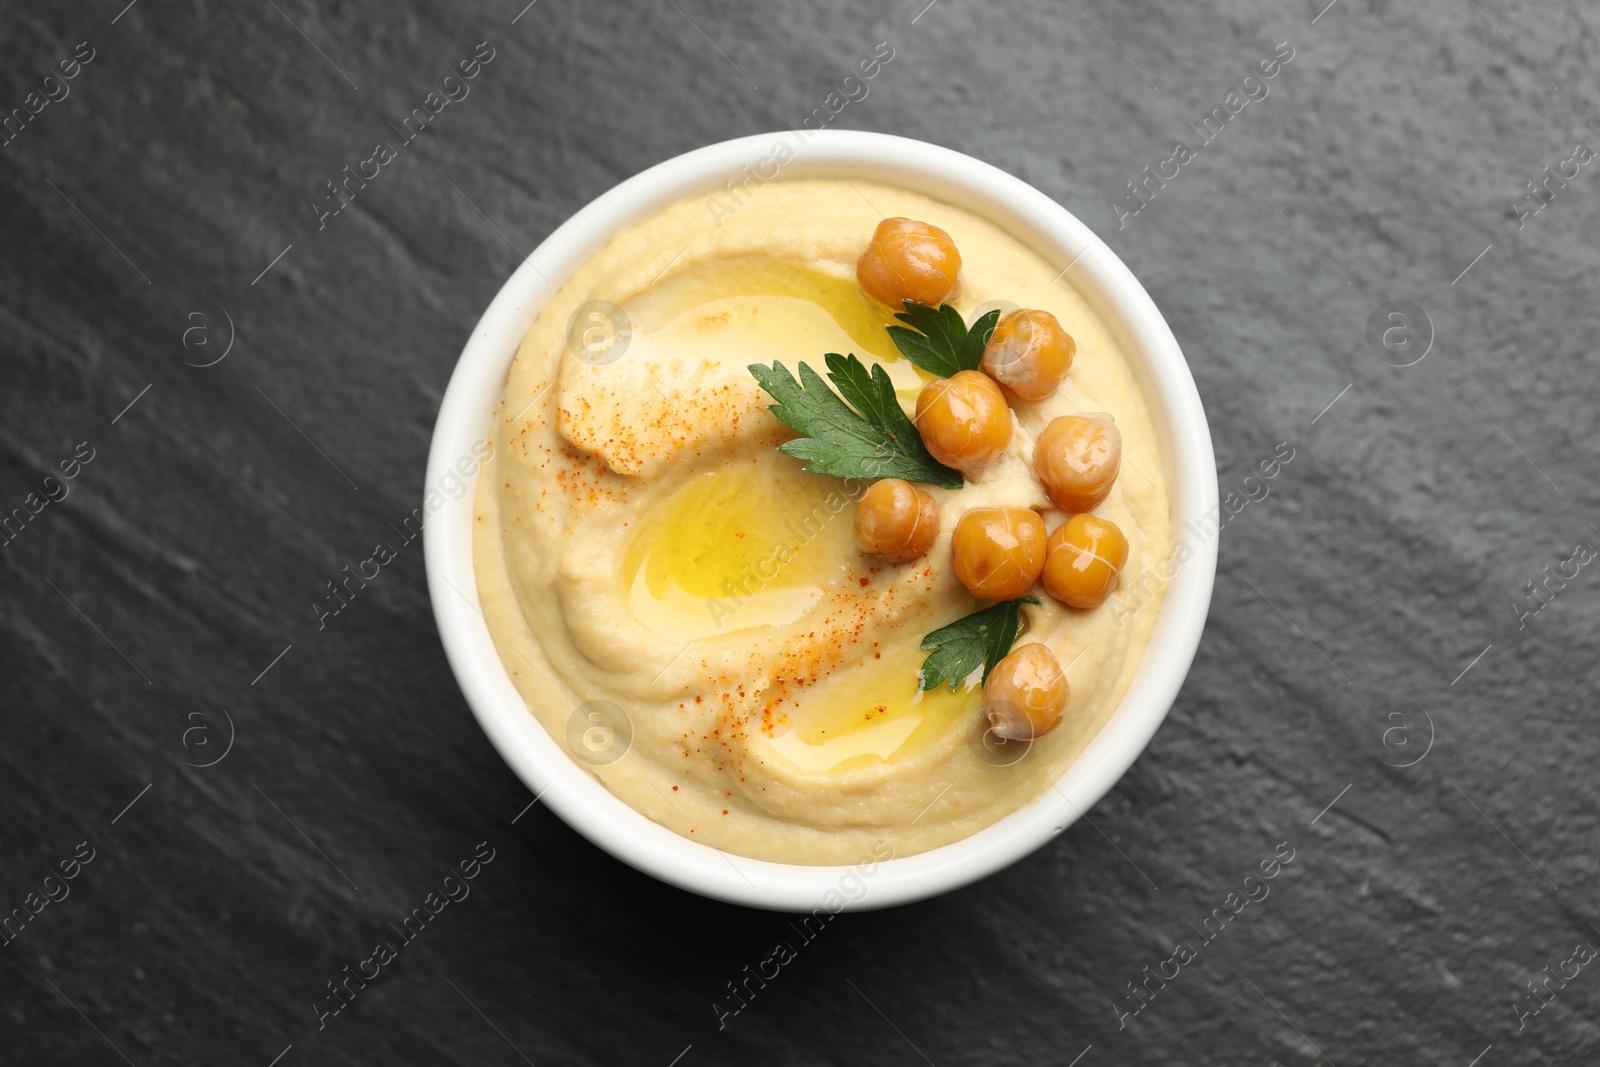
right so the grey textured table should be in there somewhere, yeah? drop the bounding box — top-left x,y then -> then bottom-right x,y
4,0 -> 1597,1063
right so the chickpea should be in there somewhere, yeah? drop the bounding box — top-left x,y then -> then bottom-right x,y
951,507 -> 1046,600
980,309 -> 1076,400
983,643 -> 1069,741
856,217 -> 962,309
1033,413 -> 1121,513
854,479 -> 940,563
914,371 -> 1012,474
1042,514 -> 1129,609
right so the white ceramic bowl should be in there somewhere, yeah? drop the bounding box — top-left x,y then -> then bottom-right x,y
425,130 -> 1216,912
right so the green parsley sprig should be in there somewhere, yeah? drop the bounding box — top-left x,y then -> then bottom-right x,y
886,301 -> 1001,378
917,596 -> 1037,693
748,353 -> 962,489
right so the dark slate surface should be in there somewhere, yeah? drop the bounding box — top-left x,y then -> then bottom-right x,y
3,0 -> 1598,1063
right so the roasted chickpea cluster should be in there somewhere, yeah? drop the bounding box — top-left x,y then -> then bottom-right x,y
847,217 -> 1137,742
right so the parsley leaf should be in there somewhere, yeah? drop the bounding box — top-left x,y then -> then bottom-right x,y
886,301 -> 1002,378
918,597 -> 1038,693
748,354 -> 963,489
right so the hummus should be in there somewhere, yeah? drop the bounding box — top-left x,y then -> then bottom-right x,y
472,179 -> 1171,865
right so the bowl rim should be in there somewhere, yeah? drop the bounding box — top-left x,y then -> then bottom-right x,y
424,129 -> 1217,912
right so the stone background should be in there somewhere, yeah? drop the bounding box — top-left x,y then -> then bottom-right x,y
3,0 -> 1598,1063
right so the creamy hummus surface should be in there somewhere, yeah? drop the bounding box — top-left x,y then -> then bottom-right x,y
472,179 -> 1171,865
